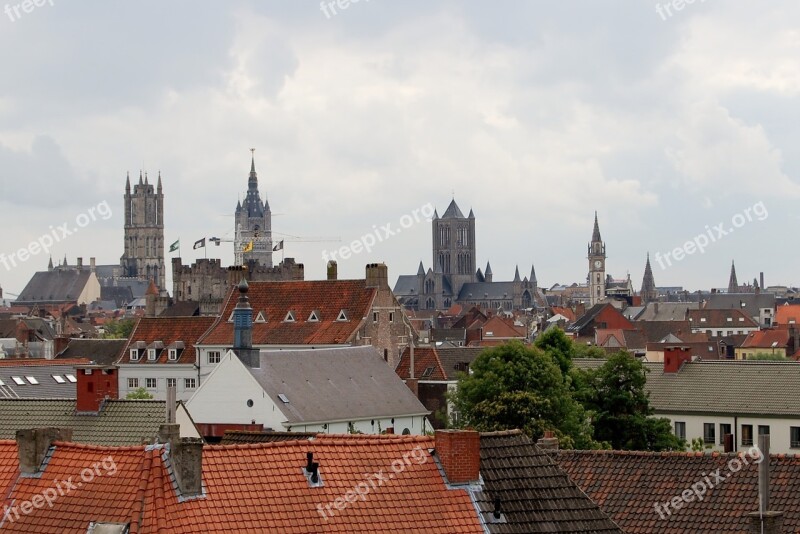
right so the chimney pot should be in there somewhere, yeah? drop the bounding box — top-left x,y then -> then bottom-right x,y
327,260 -> 338,281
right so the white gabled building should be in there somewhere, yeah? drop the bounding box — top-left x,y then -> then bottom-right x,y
187,347 -> 430,440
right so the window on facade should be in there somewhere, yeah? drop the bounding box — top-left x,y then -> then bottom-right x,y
167,378 -> 177,389
703,423 -> 715,444
373,312 -> 378,323
128,378 -> 139,389
741,424 -> 754,446
719,423 -> 732,445
389,312 -> 394,323
208,351 -> 221,364
146,378 -> 157,389
674,421 -> 686,441
185,378 -> 197,389
791,427 -> 800,449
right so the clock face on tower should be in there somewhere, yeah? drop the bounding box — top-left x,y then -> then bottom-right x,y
594,260 -> 602,269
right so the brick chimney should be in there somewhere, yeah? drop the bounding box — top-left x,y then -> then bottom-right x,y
16,428 -> 73,474
327,260 -> 338,281
537,430 -> 559,450
365,263 -> 389,289
54,335 -> 70,356
435,429 -> 480,484
159,423 -> 203,497
664,346 -> 692,373
76,365 -> 119,413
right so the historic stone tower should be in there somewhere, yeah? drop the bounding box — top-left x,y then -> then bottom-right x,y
588,212 -> 606,306
121,172 -> 166,289
431,199 -> 476,303
234,152 -> 272,268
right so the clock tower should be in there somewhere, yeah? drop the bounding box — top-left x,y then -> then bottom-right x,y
588,211 -> 606,306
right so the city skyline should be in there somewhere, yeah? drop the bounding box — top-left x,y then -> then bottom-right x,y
1,1 -> 798,296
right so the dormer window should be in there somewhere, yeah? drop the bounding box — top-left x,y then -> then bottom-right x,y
727,317 -> 732,322
337,310 -> 348,322
255,311 -> 267,323
308,310 -> 320,322
148,349 -> 157,361
130,348 -> 140,361
168,349 -> 178,361
284,311 -> 296,323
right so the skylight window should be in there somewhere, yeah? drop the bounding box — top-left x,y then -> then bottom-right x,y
337,310 -> 348,322
308,310 -> 320,322
421,367 -> 434,378
25,376 -> 39,385
52,375 -> 66,384
255,311 -> 266,323
11,377 -> 25,385
65,374 -> 77,383
278,393 -> 290,403
284,311 -> 296,323
0,379 -> 5,386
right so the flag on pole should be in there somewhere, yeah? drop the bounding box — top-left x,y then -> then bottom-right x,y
193,238 -> 206,250
169,239 -> 180,253
272,240 -> 284,252
242,241 -> 254,253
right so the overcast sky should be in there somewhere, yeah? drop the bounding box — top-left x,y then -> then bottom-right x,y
1,1 -> 798,298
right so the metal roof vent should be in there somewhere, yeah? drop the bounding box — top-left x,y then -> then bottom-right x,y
303,452 -> 323,488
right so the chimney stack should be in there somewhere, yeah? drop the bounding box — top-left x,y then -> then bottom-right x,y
747,434 -> 783,533
76,365 -> 118,412
90,257 -> 96,273
16,428 -> 73,474
327,260 -> 338,281
365,263 -> 389,289
435,430 -> 480,484
663,346 -> 692,373
537,430 -> 559,450
761,272 -> 765,292
77,257 -> 83,270
159,423 -> 204,497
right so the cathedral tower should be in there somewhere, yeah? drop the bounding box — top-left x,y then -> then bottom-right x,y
234,151 -> 273,268
588,212 -> 606,306
121,171 -> 166,289
432,199 -> 476,303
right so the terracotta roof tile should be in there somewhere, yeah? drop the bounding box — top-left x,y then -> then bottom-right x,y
0,435 -> 483,533
199,280 -> 376,346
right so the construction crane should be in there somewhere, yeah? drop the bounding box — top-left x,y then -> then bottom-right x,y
208,233 -> 340,246
208,232 -> 340,265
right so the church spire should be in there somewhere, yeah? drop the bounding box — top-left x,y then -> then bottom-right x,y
640,253 -> 657,304
530,264 -> 537,287
592,211 -> 602,242
513,265 -> 521,283
728,260 -> 739,293
248,148 -> 258,191
157,171 -> 162,192
125,172 -> 131,192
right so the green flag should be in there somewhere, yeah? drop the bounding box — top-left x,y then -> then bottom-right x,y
169,239 -> 180,253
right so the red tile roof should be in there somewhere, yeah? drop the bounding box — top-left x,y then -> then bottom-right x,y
395,347 -> 447,380
0,435 -> 483,533
120,316 -> 217,364
687,309 -> 758,329
775,304 -> 800,326
740,329 -> 790,349
480,316 -> 526,339
199,280 -> 377,346
550,306 -> 576,322
552,449 -> 800,533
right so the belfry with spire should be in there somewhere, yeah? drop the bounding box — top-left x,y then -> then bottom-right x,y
234,149 -> 273,268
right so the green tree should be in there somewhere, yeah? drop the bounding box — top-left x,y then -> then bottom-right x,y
747,352 -> 788,361
534,328 -> 575,377
452,341 -> 597,449
103,318 -> 136,339
126,387 -> 154,400
581,352 -> 684,451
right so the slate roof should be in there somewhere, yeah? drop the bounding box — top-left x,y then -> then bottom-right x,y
552,449 -> 800,533
120,316 -> 217,365
159,300 -> 200,317
573,359 -> 800,416
392,274 -> 419,296
0,435 -> 484,533
56,338 -> 127,365
15,270 -> 94,304
457,282 -> 523,302
476,430 -> 622,533
706,293 -> 776,313
0,399 -> 172,445
199,280 -> 376,346
442,198 -> 466,219
100,285 -> 133,308
431,328 -> 466,343
219,430 -> 317,444
0,359 -> 90,398
249,346 -> 429,425
636,302 -> 698,321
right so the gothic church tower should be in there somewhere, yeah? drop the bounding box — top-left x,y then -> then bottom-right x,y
431,199 -> 476,303
121,172 -> 166,289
